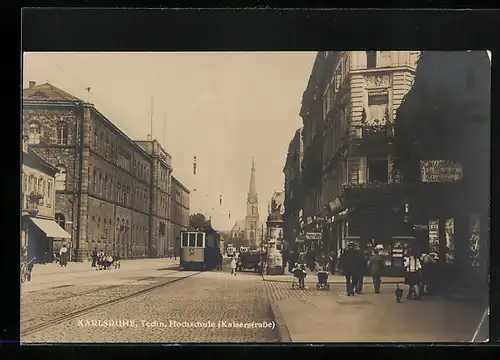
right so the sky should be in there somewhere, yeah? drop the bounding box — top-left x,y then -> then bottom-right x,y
23,52 -> 316,230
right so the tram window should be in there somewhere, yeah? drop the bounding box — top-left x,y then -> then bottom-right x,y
181,233 -> 188,247
189,233 -> 196,247
196,233 -> 204,247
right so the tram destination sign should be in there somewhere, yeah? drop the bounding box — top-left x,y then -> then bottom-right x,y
305,232 -> 322,240
420,160 -> 463,183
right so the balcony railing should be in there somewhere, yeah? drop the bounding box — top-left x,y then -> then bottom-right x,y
349,123 -> 394,140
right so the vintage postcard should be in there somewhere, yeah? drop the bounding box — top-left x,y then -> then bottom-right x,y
20,50 -> 490,343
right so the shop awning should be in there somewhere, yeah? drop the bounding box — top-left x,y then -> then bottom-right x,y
31,218 -> 71,239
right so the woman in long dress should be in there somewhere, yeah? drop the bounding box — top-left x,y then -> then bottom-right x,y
59,245 -> 68,267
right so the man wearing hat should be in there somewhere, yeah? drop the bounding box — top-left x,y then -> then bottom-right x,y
339,242 -> 358,296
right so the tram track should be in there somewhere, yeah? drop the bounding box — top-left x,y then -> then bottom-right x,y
21,271 -> 202,338
21,274 -> 168,310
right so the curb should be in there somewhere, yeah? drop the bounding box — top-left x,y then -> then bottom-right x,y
263,276 -> 292,343
269,302 -> 292,343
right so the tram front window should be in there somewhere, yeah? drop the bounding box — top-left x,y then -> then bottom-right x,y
189,233 -> 196,247
181,233 -> 188,247
196,233 -> 204,247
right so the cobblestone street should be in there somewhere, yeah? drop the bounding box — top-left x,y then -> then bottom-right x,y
21,260 -> 277,343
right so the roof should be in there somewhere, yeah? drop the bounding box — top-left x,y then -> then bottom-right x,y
171,176 -> 190,193
22,146 -> 59,175
23,83 -> 83,102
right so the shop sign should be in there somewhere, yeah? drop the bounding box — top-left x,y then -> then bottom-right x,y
420,160 -> 463,183
306,232 -> 322,240
329,197 -> 342,212
307,217 -> 313,225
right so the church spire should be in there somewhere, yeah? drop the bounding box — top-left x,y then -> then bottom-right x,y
249,157 -> 257,196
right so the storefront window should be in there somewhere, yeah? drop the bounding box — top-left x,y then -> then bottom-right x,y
445,218 -> 455,264
428,220 -> 439,253
469,214 -> 480,267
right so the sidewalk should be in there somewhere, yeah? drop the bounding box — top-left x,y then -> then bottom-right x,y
22,258 -> 179,294
30,258 -> 179,277
271,288 -> 489,343
263,270 -> 404,284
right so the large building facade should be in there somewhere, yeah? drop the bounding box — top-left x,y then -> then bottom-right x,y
283,127 -> 303,248
170,176 -> 190,255
22,82 -> 189,261
135,140 -> 173,257
297,51 -> 420,259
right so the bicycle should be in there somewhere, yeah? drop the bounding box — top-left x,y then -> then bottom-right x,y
20,257 -> 36,283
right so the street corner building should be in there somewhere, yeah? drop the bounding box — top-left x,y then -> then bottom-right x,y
22,82 -> 190,261
286,51 -> 422,275
22,135 -> 72,263
283,50 -> 490,281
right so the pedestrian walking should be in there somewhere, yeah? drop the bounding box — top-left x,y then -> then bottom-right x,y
218,251 -> 223,270
404,248 -> 423,300
368,249 -> 384,294
59,245 -> 68,267
340,242 -> 357,296
230,256 -> 237,276
353,245 -> 366,294
91,248 -> 98,267
420,252 -> 436,295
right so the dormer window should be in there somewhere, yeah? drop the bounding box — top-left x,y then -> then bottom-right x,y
28,121 -> 41,144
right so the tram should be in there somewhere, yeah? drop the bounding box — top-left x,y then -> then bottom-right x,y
179,227 -> 220,271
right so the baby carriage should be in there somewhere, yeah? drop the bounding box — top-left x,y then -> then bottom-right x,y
292,263 -> 307,289
316,266 -> 330,291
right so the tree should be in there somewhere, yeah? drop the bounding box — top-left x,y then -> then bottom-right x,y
189,213 -> 210,230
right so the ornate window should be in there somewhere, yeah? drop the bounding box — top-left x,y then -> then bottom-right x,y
55,165 -> 67,191
28,121 -> 41,144
56,122 -> 68,145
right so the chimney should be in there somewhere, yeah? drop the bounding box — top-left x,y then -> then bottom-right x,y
29,81 -> 36,88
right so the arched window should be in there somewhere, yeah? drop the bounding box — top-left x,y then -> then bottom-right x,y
55,213 -> 65,229
28,121 -> 41,144
366,51 -> 377,69
55,165 -> 67,190
56,122 -> 68,145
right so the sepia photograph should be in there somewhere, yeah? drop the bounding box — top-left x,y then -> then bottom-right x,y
20,50 -> 490,343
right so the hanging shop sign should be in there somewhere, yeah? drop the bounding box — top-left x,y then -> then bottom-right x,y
329,197 -> 342,212
307,217 -> 313,225
420,160 -> 463,183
